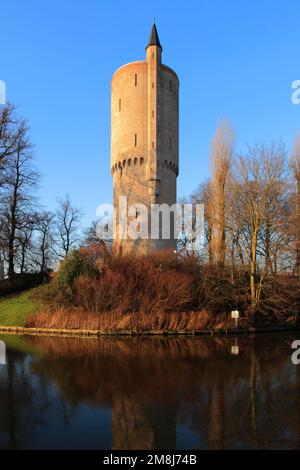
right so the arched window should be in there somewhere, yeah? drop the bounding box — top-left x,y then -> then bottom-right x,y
134,157 -> 138,166
128,158 -> 132,166
140,157 -> 144,165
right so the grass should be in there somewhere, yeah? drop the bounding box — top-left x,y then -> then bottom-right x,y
0,288 -> 41,327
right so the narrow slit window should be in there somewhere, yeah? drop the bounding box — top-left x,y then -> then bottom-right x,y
152,141 -> 155,149
135,74 -> 137,86
170,80 -> 172,91
119,99 -> 121,112
152,110 -> 154,117
170,137 -> 172,150
135,134 -> 137,147
152,82 -> 154,89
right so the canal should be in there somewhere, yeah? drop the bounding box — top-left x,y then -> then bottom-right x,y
0,332 -> 299,449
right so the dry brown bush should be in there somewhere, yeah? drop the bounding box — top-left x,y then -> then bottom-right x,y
30,249 -> 299,331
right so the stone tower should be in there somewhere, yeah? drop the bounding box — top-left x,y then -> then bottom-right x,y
111,22 -> 179,255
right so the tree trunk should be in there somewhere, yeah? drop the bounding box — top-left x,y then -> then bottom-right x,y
264,219 -> 272,274
250,228 -> 258,307
297,179 -> 300,279
8,230 -> 15,280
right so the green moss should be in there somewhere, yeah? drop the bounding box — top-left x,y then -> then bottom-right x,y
0,288 -> 41,327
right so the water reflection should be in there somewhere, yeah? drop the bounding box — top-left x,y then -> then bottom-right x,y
0,333 -> 299,449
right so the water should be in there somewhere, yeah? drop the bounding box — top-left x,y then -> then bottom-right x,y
0,332 -> 299,450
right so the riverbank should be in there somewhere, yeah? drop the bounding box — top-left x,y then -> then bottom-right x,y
0,287 -> 299,338
0,323 -> 299,339
0,288 -> 41,327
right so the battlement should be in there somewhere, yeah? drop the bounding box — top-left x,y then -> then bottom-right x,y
111,158 -> 178,176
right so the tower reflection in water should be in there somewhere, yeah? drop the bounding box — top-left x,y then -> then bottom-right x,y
0,334 -> 299,450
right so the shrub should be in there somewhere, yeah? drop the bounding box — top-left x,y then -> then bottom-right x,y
56,250 -> 97,294
196,264 -> 249,315
70,257 -> 196,315
34,250 -> 300,327
256,274 -> 300,321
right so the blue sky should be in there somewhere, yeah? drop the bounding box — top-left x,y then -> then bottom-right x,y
2,0 -> 300,229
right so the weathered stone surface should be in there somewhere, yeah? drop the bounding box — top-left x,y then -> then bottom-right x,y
111,26 -> 179,255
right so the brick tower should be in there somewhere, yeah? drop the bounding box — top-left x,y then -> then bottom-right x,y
111,22 -> 179,255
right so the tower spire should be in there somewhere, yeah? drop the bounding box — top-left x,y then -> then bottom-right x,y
146,20 -> 162,50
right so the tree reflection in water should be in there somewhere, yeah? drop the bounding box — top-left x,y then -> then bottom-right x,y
0,333 -> 299,450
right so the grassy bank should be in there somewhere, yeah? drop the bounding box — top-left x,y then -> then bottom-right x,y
25,247 -> 300,332
2,247 -> 298,333
0,288 -> 41,327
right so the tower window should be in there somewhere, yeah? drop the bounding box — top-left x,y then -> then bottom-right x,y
170,80 -> 172,91
170,137 -> 172,150
135,134 -> 137,147
119,99 -> 121,112
152,110 -> 154,118
134,157 -> 138,165
152,141 -> 155,149
152,82 -> 154,89
152,52 -> 154,59
135,74 -> 137,86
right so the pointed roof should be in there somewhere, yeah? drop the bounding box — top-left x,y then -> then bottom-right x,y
146,21 -> 162,49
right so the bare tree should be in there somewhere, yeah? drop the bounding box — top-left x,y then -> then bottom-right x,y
190,182 -> 212,259
291,133 -> 300,278
0,104 -> 29,183
34,211 -> 55,275
15,217 -> 36,273
84,220 -> 112,251
208,119 -> 234,265
0,125 -> 39,280
54,196 -> 83,259
231,142 -> 289,307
